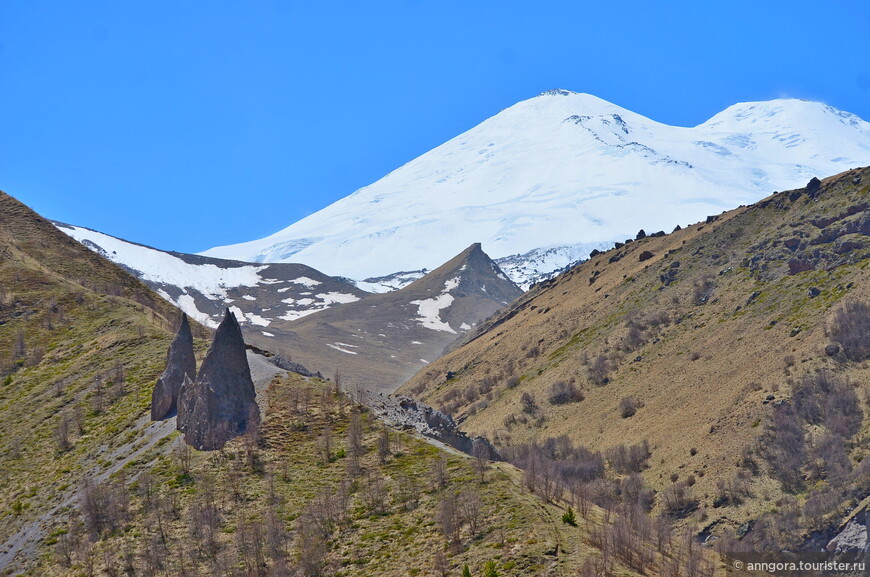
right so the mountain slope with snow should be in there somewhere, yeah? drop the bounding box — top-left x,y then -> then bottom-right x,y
202,90 -> 870,285
242,243 -> 523,393
54,223 -> 369,330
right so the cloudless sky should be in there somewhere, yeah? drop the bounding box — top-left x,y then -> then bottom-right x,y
2,1 -> 869,253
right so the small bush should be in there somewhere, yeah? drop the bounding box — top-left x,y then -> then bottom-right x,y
619,396 -> 643,418
520,392 -> 538,415
589,354 -> 611,386
506,375 -> 520,389
661,482 -> 699,518
548,381 -> 584,405
561,507 -> 577,526
830,301 -> 870,361
605,441 -> 651,474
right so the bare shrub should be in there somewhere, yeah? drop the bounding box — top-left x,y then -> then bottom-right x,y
618,396 -> 643,418
761,403 -> 806,492
605,441 -> 651,474
661,481 -> 699,518
548,381 -> 584,405
506,375 -> 520,389
520,392 -> 538,414
830,301 -> 870,361
589,354 -> 611,386
463,385 -> 479,403
793,370 -> 863,438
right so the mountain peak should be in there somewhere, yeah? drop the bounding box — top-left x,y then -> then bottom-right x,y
202,93 -> 870,284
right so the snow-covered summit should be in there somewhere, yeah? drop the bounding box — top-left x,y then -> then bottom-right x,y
202,90 -> 870,283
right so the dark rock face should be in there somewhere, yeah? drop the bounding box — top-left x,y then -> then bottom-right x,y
151,314 -> 196,420
374,396 -> 501,461
177,309 -> 259,450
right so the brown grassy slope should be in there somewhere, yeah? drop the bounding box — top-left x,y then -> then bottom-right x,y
0,191 -> 210,571
400,168 -> 870,524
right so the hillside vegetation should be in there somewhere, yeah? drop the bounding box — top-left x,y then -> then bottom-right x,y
1,191 -> 725,576
402,167 -> 870,546
0,191 -> 209,572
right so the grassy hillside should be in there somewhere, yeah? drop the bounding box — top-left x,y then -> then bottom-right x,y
1,191 -> 722,576
0,191 -> 212,572
401,168 -> 870,544
28,372 -> 722,577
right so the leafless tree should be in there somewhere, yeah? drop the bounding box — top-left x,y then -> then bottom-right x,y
460,491 -> 483,537
433,550 -> 449,577
437,494 -> 462,553
393,474 -> 420,511
377,423 -> 391,463
362,471 -> 389,515
296,521 -> 328,577
317,426 -> 332,463
429,456 -> 449,490
55,410 -> 72,452
174,442 -> 193,476
472,442 -> 489,483
92,375 -> 105,414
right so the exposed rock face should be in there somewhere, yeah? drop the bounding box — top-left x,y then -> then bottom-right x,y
827,508 -> 870,553
370,394 -> 501,461
151,314 -> 196,420
177,309 -> 259,450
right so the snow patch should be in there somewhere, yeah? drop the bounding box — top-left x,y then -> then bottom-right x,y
316,292 -> 361,305
176,294 -> 219,329
409,292 -> 456,333
327,343 -> 358,355
290,277 -> 322,288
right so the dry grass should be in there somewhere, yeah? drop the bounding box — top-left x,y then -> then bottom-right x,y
401,167 -> 870,536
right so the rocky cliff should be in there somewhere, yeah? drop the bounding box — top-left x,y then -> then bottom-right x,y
177,309 -> 259,450
151,314 -> 196,420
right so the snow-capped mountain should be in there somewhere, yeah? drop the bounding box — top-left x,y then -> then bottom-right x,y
202,90 -> 870,287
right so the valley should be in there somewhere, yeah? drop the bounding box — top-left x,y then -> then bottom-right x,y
2,90 -> 870,576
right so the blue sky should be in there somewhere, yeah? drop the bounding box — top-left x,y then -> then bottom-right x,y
2,1 -> 868,253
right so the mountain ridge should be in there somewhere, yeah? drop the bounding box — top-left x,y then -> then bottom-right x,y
399,167 -> 870,547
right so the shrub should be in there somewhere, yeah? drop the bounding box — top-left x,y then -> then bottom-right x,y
661,482 -> 699,518
506,375 -> 520,389
619,396 -> 643,418
830,301 -> 870,361
520,392 -> 538,414
761,403 -> 807,492
589,354 -> 610,386
548,381 -> 584,405
605,441 -> 651,474
561,507 -> 577,526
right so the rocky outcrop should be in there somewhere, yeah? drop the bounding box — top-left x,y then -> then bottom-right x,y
369,394 -> 500,461
177,309 -> 259,450
151,314 -> 196,420
827,508 -> 869,553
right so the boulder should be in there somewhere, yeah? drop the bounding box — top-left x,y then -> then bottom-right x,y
177,309 -> 259,450
151,314 -> 196,420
